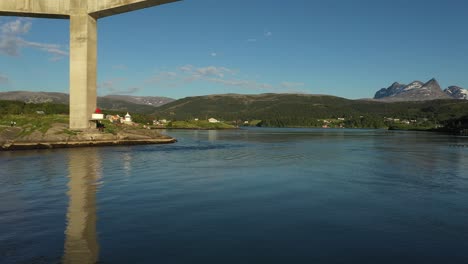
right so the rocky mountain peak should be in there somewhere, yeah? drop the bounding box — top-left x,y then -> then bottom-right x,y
423,78 -> 440,87
444,86 -> 468,100
374,78 -> 452,101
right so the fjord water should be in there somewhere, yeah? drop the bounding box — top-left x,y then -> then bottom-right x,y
1,128 -> 468,263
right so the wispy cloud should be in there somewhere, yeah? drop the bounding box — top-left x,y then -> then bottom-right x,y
195,66 -> 234,78
211,52 -> 217,57
179,64 -> 194,73
98,77 -> 141,95
204,77 -> 273,90
112,64 -> 127,70
276,82 -> 307,93
0,18 -> 68,61
146,71 -> 178,84
99,78 -> 125,90
111,87 -> 141,95
246,30 -> 272,43
146,65 -> 300,92
0,73 -> 9,84
281,82 -> 305,89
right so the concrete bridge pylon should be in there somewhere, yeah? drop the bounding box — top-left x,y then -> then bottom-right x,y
0,0 -> 180,129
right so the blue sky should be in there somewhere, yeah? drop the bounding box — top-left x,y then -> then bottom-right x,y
0,0 -> 467,99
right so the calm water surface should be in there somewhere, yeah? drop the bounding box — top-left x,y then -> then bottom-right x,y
1,128 -> 468,263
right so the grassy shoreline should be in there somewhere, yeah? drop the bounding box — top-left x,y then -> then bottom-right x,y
0,114 -> 176,150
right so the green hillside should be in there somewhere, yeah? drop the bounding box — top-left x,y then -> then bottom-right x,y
3,94 -> 468,131
153,94 -> 468,128
96,97 -> 156,113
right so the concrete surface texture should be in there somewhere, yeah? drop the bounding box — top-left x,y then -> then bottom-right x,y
0,0 -> 179,129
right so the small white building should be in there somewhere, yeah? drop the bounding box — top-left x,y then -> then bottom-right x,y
124,112 -> 132,124
91,108 -> 104,120
208,118 -> 219,123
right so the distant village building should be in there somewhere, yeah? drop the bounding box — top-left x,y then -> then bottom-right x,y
194,118 -> 199,121
36,111 -> 45,115
107,114 -> 121,124
153,119 -> 169,126
208,118 -> 219,123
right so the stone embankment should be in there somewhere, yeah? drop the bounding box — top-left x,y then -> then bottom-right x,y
0,123 -> 176,151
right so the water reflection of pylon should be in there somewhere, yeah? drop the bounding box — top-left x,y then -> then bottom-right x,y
63,149 -> 101,264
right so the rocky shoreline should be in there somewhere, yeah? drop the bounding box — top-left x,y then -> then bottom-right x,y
1,138 -> 176,151
0,123 -> 177,151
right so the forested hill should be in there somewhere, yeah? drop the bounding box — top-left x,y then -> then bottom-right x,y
154,93 -> 468,127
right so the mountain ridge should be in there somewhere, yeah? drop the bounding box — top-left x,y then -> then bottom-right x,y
374,79 -> 467,101
0,91 -> 175,112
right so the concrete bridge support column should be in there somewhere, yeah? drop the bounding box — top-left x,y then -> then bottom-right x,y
0,0 -> 179,130
69,13 -> 97,129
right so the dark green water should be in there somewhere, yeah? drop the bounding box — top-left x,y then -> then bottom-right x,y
1,128 -> 468,263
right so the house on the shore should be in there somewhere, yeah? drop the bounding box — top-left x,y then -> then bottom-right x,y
106,114 -> 121,124
208,118 -> 219,123
153,119 -> 168,125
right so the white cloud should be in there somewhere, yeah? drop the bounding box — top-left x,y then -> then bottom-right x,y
0,19 -> 68,60
264,31 -> 273,37
211,52 -> 217,57
1,19 -> 31,35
